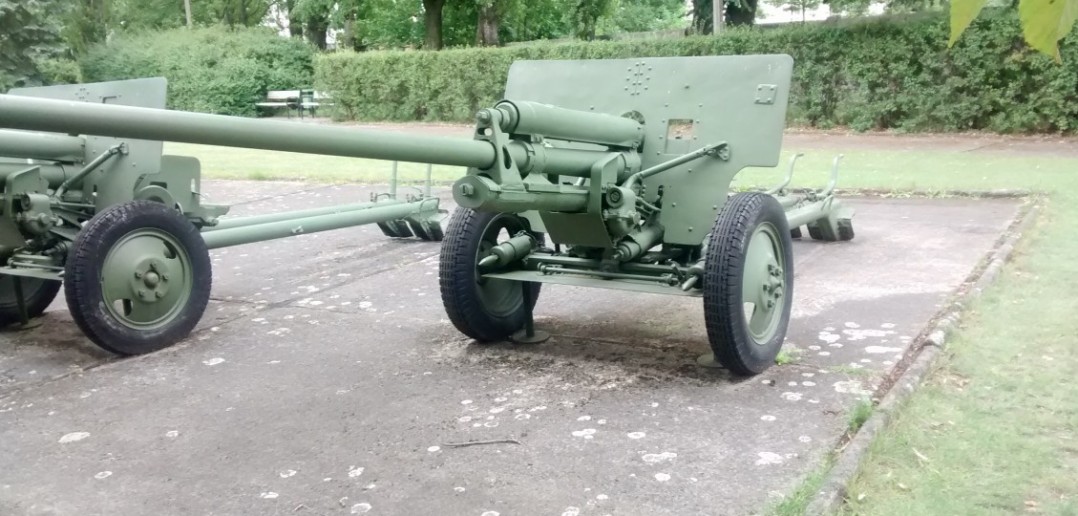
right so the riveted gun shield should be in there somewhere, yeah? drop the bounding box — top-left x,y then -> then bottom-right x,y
0,55 -> 853,376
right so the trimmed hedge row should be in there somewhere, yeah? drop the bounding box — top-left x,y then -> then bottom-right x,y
81,27 -> 315,116
315,11 -> 1078,133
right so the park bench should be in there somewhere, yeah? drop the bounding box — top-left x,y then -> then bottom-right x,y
256,90 -> 333,119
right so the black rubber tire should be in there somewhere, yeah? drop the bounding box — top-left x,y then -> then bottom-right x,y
439,208 -> 541,342
703,192 -> 794,376
790,227 -> 803,239
807,217 -> 854,242
0,277 -> 61,326
426,220 -> 445,242
65,201 -> 212,355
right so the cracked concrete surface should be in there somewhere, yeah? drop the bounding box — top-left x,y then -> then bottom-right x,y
0,181 -> 1020,515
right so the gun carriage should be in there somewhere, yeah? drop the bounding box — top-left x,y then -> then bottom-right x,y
0,55 -> 852,375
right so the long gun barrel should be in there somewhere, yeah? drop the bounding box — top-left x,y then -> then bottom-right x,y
0,94 -> 496,168
0,95 -> 642,181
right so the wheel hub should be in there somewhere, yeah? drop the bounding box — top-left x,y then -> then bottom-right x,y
130,259 -> 172,303
102,229 -> 192,329
742,223 -> 786,344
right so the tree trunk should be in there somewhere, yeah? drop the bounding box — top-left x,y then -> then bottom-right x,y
725,0 -> 756,26
306,18 -> 329,49
423,0 -> 445,50
694,0 -> 755,31
286,0 -> 303,38
476,2 -> 499,46
184,0 -> 193,28
342,10 -> 357,50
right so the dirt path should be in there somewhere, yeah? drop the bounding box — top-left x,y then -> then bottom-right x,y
308,118 -> 1078,158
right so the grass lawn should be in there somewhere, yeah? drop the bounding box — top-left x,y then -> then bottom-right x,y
169,138 -> 1078,515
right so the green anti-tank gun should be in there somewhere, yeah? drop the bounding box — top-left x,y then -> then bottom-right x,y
0,55 -> 853,376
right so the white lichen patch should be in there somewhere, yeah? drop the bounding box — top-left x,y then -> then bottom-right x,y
881,323 -> 896,329
428,446 -> 441,453
627,432 -> 646,439
802,381 -> 816,387
348,466 -> 364,478
654,473 -> 671,482
760,415 -> 777,422
166,430 -> 179,438
461,400 -> 473,405
844,322 -> 860,329
94,471 -> 112,480
755,452 -> 784,466
562,507 -> 581,516
484,421 -> 499,428
350,502 -> 372,514
843,328 -> 894,341
59,432 -> 90,443
571,428 -> 597,439
597,494 -> 609,501
202,357 -> 225,366
279,469 -> 297,478
819,331 -> 845,342
780,392 -> 803,402
833,380 -> 873,396
489,407 -> 505,414
577,415 -> 592,421
864,346 -> 903,354
799,435 -> 812,443
267,327 -> 291,336
481,511 -> 501,516
260,492 -> 279,499
642,452 -> 677,464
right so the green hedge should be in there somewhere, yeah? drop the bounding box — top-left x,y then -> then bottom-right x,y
315,11 -> 1077,133
81,27 -> 315,116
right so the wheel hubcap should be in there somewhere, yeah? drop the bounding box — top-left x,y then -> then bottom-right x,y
742,222 -> 785,344
102,229 -> 193,329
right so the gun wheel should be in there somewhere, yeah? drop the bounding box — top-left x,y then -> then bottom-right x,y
439,208 -> 541,342
0,277 -> 61,327
704,192 -> 794,376
807,217 -> 854,242
65,201 -> 211,355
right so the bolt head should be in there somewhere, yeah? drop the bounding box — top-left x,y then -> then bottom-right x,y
155,291 -> 164,299
135,271 -> 143,279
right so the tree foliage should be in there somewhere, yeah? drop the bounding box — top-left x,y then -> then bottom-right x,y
81,26 -> 314,115
950,0 -> 1078,61
317,11 -> 1078,133
0,0 -> 67,91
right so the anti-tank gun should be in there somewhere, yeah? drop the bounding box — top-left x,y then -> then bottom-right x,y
0,55 -> 853,375
439,55 -> 854,375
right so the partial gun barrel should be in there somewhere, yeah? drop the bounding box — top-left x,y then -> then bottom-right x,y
0,94 -> 499,169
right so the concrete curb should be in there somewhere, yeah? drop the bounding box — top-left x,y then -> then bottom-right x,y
803,199 -> 1041,515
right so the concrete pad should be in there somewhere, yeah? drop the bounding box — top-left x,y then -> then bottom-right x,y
0,182 -> 1021,515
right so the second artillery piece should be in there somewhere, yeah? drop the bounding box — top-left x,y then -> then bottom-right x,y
0,55 -> 853,375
